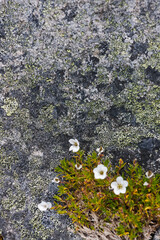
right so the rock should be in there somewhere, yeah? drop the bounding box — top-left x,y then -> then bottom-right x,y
0,0 -> 159,239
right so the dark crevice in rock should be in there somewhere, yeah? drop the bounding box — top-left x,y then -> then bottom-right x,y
145,66 -> 160,85
108,106 -> 137,127
130,41 -> 149,61
0,21 -> 5,39
107,78 -> 126,95
108,148 -> 139,167
71,71 -> 97,88
138,137 -> 160,152
62,4 -> 78,22
28,11 -> 39,28
98,41 -> 109,56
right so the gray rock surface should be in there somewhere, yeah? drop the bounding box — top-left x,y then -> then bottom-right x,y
0,0 -> 159,239
153,228 -> 160,240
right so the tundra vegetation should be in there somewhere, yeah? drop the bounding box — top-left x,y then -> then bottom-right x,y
52,140 -> 160,240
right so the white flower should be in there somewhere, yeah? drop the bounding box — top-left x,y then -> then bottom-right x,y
93,164 -> 108,179
38,201 -> 52,211
52,177 -> 60,183
146,171 -> 154,178
143,182 -> 149,186
96,146 -> 104,155
111,176 -> 128,195
69,139 -> 80,152
75,163 -> 82,170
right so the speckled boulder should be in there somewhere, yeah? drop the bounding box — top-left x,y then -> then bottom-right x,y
0,0 -> 159,239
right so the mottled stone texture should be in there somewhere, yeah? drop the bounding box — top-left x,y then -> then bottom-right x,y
0,0 -> 159,239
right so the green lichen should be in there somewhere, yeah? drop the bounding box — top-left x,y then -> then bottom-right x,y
108,35 -> 131,63
95,66 -> 111,85
2,188 -> 26,213
27,172 -> 48,196
2,97 -> 19,116
0,148 -> 19,174
115,82 -> 160,132
96,78 -> 160,149
112,126 -> 157,148
38,105 -> 57,132
29,212 -> 54,240
142,36 -> 160,71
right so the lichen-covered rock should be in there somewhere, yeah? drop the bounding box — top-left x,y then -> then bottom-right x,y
0,0 -> 159,239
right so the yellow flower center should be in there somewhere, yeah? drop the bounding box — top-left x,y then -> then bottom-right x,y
117,183 -> 123,189
99,171 -> 104,175
74,142 -> 78,146
147,170 -> 153,177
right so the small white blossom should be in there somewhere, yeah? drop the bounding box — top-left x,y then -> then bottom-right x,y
52,177 -> 60,183
69,139 -> 80,152
75,163 -> 82,170
146,171 -> 154,178
143,182 -> 149,186
93,164 -> 108,179
96,146 -> 104,155
111,176 -> 128,195
38,201 -> 52,211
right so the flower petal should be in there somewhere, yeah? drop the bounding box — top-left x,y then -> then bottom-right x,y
38,201 -> 47,211
120,187 -> 126,194
69,146 -> 74,151
93,164 -> 107,179
75,164 -> 82,170
94,172 -> 101,179
123,180 -> 128,187
52,177 -> 60,183
94,171 -> 106,179
111,181 -> 117,189
97,164 -> 108,173
74,139 -> 79,145
114,188 -> 121,195
116,176 -> 123,183
99,173 -> 107,179
69,139 -> 76,144
72,146 -> 80,152
143,182 -> 149,186
47,202 -> 52,209
146,171 -> 154,178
